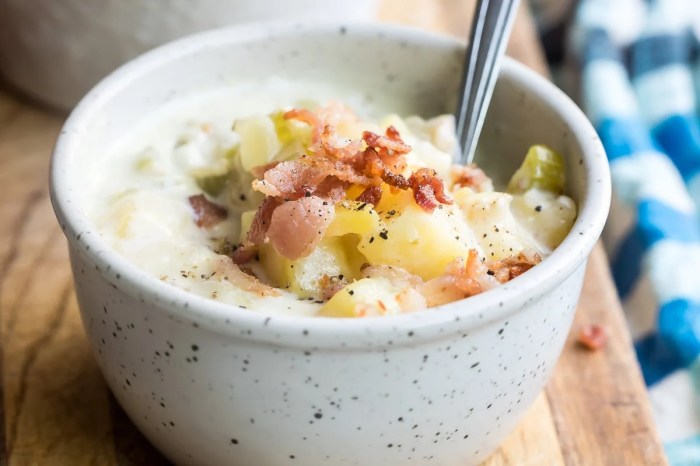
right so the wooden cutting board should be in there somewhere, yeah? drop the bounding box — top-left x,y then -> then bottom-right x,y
0,0 -> 668,464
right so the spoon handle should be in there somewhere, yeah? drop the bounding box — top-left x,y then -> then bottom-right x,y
455,0 -> 520,165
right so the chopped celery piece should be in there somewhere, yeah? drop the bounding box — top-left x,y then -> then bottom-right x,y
192,167 -> 229,196
507,145 -> 565,194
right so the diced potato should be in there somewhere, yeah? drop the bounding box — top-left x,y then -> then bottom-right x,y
507,145 -> 566,194
358,201 -> 476,280
234,115 -> 281,172
319,278 -> 405,317
454,189 -> 540,260
510,188 -> 577,251
405,115 -> 457,154
325,200 -> 383,238
259,236 -> 364,299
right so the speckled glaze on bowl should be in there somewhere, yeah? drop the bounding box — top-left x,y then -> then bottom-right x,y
50,22 -> 610,466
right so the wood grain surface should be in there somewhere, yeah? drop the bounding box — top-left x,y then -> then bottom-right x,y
0,0 -> 667,465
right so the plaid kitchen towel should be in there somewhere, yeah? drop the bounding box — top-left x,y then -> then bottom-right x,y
565,0 -> 700,464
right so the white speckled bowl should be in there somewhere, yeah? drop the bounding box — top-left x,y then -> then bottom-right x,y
50,22 -> 610,466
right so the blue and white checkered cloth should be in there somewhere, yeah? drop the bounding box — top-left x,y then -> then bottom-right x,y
567,0 -> 700,463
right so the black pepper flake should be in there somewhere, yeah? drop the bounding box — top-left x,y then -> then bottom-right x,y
230,438 -> 239,445
348,290 -> 355,295
314,412 -> 323,419
379,231 -> 389,240
482,233 -> 487,238
357,202 -> 367,211
192,344 -> 199,351
535,205 -> 543,212
304,191 -> 311,197
369,236 -> 375,244
239,194 -> 246,201
487,270 -> 495,276
388,209 -> 397,216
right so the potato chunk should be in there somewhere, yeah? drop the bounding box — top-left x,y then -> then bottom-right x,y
319,278 -> 405,317
454,189 -> 539,259
259,236 -> 364,299
510,188 -> 577,251
325,200 -> 383,238
358,199 -> 477,281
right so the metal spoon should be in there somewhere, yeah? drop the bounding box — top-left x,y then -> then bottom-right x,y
455,0 -> 520,165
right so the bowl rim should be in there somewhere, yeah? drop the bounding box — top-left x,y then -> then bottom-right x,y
50,20 -> 611,346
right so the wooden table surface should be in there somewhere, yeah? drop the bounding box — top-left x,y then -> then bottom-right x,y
0,1 -> 668,464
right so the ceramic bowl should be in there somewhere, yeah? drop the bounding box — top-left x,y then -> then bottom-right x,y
50,22 -> 610,466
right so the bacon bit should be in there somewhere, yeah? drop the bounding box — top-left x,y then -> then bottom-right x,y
362,148 -> 410,189
301,155 -> 372,186
356,185 -> 383,205
486,250 -> 542,283
408,168 -> 453,213
229,243 -> 257,265
451,164 -> 491,191
578,324 -> 607,351
252,161 -> 327,199
419,250 -> 484,307
284,108 -> 321,141
188,194 -> 227,228
247,197 -> 281,245
320,127 -> 365,160
363,127 -> 411,158
318,274 -> 347,300
214,256 -> 280,297
266,195 -> 335,260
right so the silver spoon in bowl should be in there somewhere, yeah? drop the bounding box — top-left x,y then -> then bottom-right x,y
455,0 -> 520,165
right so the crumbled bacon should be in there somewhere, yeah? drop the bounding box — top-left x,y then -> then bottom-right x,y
362,127 -> 411,173
578,324 -> 607,351
356,185 -> 383,206
418,249 -> 484,307
284,108 -> 321,141
409,168 -> 453,213
214,256 -> 280,297
188,194 -> 227,228
451,164 -> 491,191
318,274 -> 348,300
485,250 -> 542,283
266,195 -> 335,260
229,244 -> 257,265
247,197 -> 281,245
300,155 -> 372,186
252,161 -> 326,199
243,106 -> 453,263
